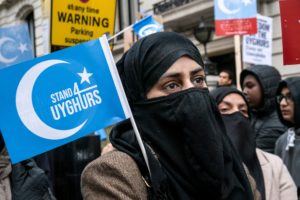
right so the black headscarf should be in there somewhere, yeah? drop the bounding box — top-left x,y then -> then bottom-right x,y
117,32 -> 203,103
111,32 -> 253,200
211,87 -> 265,200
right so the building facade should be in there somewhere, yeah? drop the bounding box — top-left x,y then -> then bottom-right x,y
139,0 -> 300,84
1,0 -> 298,82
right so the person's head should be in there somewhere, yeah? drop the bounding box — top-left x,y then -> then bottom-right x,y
240,65 -> 281,112
276,77 -> 300,128
216,91 -> 249,118
218,70 -> 233,87
211,87 -> 265,197
115,32 -> 253,198
117,32 -> 206,102
211,87 -> 250,120
241,73 -> 262,108
211,87 -> 255,156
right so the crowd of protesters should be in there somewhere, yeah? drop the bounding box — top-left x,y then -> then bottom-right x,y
1,31 -> 300,200
80,32 -> 299,200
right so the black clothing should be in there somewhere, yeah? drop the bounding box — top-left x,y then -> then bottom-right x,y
11,159 -> 56,200
111,32 -> 254,200
240,65 -> 286,153
0,131 -> 55,200
275,77 -> 300,198
211,87 -> 265,200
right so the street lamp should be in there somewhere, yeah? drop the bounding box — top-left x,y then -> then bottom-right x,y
194,17 -> 218,75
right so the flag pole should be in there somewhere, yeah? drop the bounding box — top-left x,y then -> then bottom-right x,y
129,117 -> 151,176
99,35 -> 151,177
108,24 -> 134,42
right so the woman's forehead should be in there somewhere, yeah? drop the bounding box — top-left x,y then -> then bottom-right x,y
223,93 -> 247,105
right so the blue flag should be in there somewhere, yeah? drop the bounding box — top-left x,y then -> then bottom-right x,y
214,0 -> 257,35
133,15 -> 163,38
0,24 -> 34,68
214,0 -> 257,20
0,36 -> 131,163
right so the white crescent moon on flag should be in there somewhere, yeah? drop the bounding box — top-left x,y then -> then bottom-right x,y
0,37 -> 18,64
218,0 -> 240,14
16,59 -> 87,140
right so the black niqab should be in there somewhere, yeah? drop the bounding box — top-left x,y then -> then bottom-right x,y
111,32 -> 253,200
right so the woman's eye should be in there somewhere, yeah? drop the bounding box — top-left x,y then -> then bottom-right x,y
245,83 -> 254,89
240,109 -> 249,117
193,76 -> 204,86
220,108 -> 229,114
164,82 -> 180,91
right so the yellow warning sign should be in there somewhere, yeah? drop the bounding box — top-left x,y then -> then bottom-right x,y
51,0 -> 116,46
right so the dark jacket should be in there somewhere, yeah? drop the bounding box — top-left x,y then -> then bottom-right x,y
275,77 -> 300,198
240,65 -> 287,153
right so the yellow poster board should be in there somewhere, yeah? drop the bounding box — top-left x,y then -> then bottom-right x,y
51,0 -> 116,46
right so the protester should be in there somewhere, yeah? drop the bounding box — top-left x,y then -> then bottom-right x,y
275,77 -> 300,198
81,32 -> 260,200
217,69 -> 234,87
0,131 -> 55,200
211,86 -> 297,200
240,65 -> 287,153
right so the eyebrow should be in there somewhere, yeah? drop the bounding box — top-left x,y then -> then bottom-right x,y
221,100 -> 247,108
220,100 -> 232,107
281,91 -> 291,96
160,66 -> 204,79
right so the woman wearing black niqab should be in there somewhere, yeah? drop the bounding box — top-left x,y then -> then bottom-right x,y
81,32 -> 257,200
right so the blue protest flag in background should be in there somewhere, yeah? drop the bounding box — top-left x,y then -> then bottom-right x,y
214,0 -> 257,35
0,23 -> 34,68
0,36 -> 131,163
133,15 -> 163,38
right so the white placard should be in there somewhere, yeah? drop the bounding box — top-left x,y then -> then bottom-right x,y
243,14 -> 273,65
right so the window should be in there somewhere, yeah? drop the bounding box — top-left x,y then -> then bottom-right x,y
25,11 -> 36,56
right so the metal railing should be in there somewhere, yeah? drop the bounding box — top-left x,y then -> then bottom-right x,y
153,0 -> 194,14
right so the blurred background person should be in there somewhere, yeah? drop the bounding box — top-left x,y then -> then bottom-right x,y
212,86 -> 297,200
275,77 -> 300,198
240,65 -> 287,153
0,131 -> 56,200
217,69 -> 234,87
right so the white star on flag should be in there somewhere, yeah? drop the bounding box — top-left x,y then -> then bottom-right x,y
242,0 -> 252,6
77,67 -> 93,84
18,42 -> 28,53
